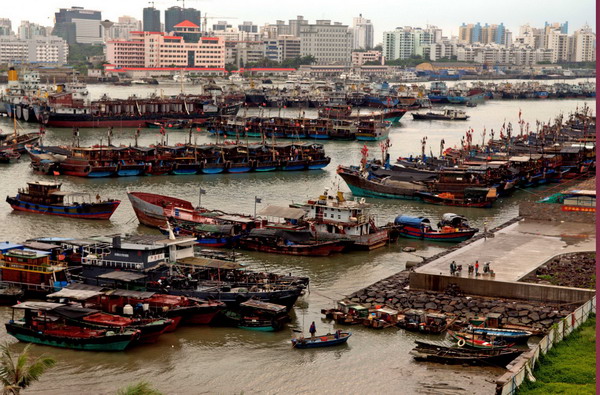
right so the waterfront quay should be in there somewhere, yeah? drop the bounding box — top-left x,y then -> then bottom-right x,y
344,177 -> 595,332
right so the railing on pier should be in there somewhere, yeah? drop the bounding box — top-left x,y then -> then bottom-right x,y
495,296 -> 596,395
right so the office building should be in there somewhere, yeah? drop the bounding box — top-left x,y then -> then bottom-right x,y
299,19 -> 353,65
53,6 -> 102,44
106,29 -> 224,68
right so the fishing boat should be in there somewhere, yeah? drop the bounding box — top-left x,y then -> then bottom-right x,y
127,191 -> 197,228
239,228 -> 352,256
6,302 -> 141,351
48,285 -> 225,329
0,149 -> 20,163
410,341 -> 522,366
0,248 -> 69,297
355,119 -> 391,141
447,330 -> 515,349
321,301 -> 370,325
300,189 -> 389,250
412,109 -> 469,121
51,304 -> 172,344
415,190 -> 496,208
292,331 -> 351,348
397,310 -> 455,334
392,214 -> 478,242
336,165 -> 428,200
6,181 -> 120,220
457,327 -> 534,343
224,300 -> 289,331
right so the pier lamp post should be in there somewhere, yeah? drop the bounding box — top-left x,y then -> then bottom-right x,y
254,196 -> 262,218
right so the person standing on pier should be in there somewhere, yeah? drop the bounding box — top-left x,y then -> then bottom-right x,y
309,321 -> 316,339
483,222 -> 489,240
475,261 -> 480,276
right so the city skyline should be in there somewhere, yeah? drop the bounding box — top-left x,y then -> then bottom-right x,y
2,0 -> 595,42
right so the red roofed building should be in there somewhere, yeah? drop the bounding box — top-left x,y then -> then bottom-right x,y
106,27 -> 225,70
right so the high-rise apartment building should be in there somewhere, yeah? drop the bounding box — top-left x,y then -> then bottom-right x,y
164,7 -> 201,33
571,25 -> 595,62
351,14 -> 374,50
383,27 -> 433,60
0,19 -> 13,36
143,7 -> 161,32
18,21 -> 49,40
0,35 -> 69,65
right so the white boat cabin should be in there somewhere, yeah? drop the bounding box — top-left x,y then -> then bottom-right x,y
304,189 -> 373,236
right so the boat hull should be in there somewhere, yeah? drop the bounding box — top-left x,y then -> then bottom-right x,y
6,197 -> 120,220
5,323 -> 137,351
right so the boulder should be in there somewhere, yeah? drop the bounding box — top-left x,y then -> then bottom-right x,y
425,302 -> 437,310
529,312 -> 540,322
442,305 -> 455,313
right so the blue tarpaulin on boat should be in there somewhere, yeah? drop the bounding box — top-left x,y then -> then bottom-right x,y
394,216 -> 430,227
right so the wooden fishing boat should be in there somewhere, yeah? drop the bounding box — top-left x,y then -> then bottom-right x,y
52,304 -> 172,344
292,331 -> 351,349
458,327 -> 534,343
393,214 -> 478,242
0,149 -> 20,163
6,181 -> 120,220
239,229 -> 352,256
321,301 -> 370,325
447,330 -> 515,349
412,109 -> 469,121
397,310 -> 455,334
410,341 -> 522,366
415,190 -> 496,208
6,302 -> 140,351
224,300 -> 289,331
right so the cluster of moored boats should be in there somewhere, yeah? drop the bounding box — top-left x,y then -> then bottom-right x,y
0,233 -> 311,350
322,301 -> 538,364
27,141 -> 331,177
339,106 -> 596,208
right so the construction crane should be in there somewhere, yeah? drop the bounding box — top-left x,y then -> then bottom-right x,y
202,14 -> 238,34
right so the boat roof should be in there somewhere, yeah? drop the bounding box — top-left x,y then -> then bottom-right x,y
177,256 -> 243,270
107,289 -> 156,299
27,181 -> 61,187
47,288 -> 104,301
240,299 -> 286,313
0,242 -> 23,253
50,191 -> 91,197
258,205 -> 306,220
395,215 -> 430,227
97,271 -> 147,282
53,305 -> 99,319
21,241 -> 62,251
4,249 -> 47,259
11,301 -> 64,311
215,215 -> 255,224
375,307 -> 398,315
567,190 -> 596,197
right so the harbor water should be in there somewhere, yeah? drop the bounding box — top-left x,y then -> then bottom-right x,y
0,82 -> 594,394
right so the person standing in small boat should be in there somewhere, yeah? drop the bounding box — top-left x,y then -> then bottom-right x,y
309,321 -> 316,339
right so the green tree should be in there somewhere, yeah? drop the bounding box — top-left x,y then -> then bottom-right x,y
0,343 -> 56,395
116,381 -> 163,395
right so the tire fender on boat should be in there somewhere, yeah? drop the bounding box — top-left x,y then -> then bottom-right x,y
457,338 -> 466,347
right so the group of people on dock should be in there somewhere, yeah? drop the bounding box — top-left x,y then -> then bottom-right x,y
450,260 -> 493,277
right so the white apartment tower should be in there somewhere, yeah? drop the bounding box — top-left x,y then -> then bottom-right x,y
351,14 -> 374,50
383,27 -> 433,60
571,25 -> 595,62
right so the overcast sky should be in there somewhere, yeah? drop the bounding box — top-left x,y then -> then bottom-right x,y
4,0 -> 596,42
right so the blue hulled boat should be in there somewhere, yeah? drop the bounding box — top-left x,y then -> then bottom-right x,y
292,331 -> 351,348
